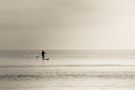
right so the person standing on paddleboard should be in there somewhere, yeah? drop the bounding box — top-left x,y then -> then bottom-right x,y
41,50 -> 46,60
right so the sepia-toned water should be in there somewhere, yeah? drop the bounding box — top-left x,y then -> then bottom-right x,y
1,50 -> 135,90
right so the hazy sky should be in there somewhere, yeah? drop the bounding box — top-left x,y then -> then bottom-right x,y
0,0 -> 135,50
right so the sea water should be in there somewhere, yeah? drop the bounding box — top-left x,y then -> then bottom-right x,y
1,50 -> 135,90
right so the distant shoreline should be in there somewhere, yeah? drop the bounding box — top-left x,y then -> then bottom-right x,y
1,64 -> 135,68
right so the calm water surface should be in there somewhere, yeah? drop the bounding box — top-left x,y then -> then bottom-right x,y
0,51 -> 135,90
1,65 -> 135,90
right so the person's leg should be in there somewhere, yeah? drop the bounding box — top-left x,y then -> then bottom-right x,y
42,55 -> 45,60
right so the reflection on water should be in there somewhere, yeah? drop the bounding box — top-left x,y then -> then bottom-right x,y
1,65 -> 135,90
0,50 -> 135,90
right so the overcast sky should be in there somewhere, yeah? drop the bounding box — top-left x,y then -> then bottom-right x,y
0,0 -> 135,50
